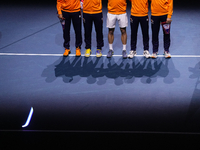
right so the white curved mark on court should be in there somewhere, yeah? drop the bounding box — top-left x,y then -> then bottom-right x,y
22,107 -> 34,128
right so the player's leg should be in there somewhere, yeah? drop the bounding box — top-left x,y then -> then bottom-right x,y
151,15 -> 160,58
128,15 -> 139,58
140,15 -> 150,58
118,13 -> 128,58
108,28 -> 115,46
161,15 -> 171,58
72,11 -> 82,55
107,28 -> 115,57
93,13 -> 104,57
83,13 -> 93,57
120,28 -> 127,47
62,11 -> 72,56
106,13 -> 116,57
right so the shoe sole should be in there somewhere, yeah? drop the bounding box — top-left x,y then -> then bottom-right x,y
151,53 -> 158,59
107,55 -> 113,58
144,55 -> 151,58
128,54 -> 137,58
85,52 -> 91,57
96,55 -> 102,57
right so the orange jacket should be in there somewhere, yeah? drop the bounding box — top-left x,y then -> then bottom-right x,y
57,0 -> 81,14
130,0 -> 149,17
107,0 -> 127,15
83,0 -> 102,14
151,0 -> 173,18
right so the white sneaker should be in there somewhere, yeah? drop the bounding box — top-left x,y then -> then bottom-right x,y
128,50 -> 137,58
151,52 -> 158,59
164,51 -> 171,58
143,50 -> 151,58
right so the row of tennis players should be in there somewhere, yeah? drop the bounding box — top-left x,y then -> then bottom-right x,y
57,0 -> 173,59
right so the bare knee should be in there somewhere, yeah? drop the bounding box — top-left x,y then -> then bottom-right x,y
109,28 -> 115,35
120,27 -> 126,35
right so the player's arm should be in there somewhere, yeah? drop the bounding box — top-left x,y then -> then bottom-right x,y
166,0 -> 173,23
57,0 -> 64,19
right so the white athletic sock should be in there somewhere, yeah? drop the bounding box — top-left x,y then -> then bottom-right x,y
109,44 -> 113,51
123,45 -> 126,51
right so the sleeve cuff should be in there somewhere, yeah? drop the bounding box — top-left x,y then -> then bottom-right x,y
58,10 -> 62,15
167,14 -> 172,19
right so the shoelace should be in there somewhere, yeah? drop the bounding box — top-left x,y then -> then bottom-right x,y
165,51 -> 169,54
109,50 -> 113,54
130,51 -> 136,55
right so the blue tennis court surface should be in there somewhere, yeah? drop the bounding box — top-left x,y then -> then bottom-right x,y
0,1 -> 200,134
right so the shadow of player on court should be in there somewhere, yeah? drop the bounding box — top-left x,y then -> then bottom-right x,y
42,56 -> 180,85
185,62 -> 200,129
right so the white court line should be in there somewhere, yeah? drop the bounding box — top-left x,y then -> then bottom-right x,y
0,53 -> 200,57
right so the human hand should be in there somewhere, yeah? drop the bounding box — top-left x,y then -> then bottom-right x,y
58,14 -> 64,20
166,18 -> 172,24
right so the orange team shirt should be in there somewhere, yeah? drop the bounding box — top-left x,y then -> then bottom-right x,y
57,0 -> 81,14
151,0 -> 173,19
107,0 -> 127,15
131,0 -> 149,17
83,0 -> 102,14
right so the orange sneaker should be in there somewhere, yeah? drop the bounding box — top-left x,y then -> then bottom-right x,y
63,49 -> 71,56
76,47 -> 81,56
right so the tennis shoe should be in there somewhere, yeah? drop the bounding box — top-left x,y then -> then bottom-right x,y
85,49 -> 91,57
63,49 -> 71,56
76,47 -> 81,56
164,51 -> 171,58
151,52 -> 158,59
96,49 -> 102,57
122,50 -> 127,59
107,49 -> 114,58
128,50 -> 137,58
143,50 -> 151,58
